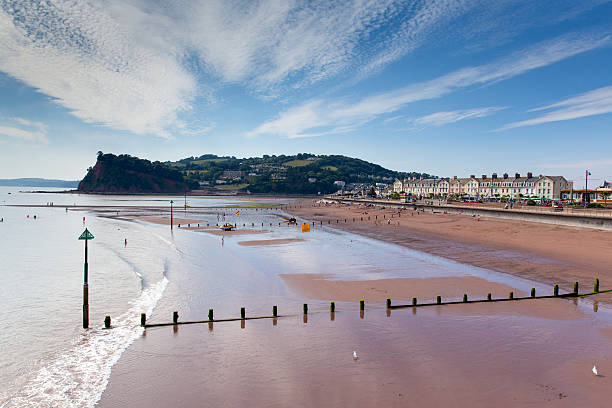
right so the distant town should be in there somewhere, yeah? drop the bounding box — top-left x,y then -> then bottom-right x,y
334,173 -> 611,205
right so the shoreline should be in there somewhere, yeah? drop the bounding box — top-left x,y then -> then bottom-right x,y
290,201 -> 612,295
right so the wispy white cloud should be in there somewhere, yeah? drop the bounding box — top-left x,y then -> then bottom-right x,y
0,0 -> 608,139
0,1 -> 196,138
496,85 -> 612,131
247,31 -> 611,138
0,117 -> 49,143
408,107 -> 506,128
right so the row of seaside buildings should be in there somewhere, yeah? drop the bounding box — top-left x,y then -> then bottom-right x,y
392,172 -> 598,201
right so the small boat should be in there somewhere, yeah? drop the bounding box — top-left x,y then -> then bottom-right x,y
219,223 -> 234,231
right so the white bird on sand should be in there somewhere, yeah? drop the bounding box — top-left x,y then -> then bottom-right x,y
353,351 -> 358,360
592,365 -> 599,376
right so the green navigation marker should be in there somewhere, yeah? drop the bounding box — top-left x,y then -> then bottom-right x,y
78,228 -> 94,240
78,228 -> 94,328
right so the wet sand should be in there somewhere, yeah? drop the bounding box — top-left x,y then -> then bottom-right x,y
280,273 -> 522,301
98,303 -> 612,408
92,201 -> 612,408
201,228 -> 268,236
133,215 -> 204,226
291,202 -> 612,292
239,238 -> 305,246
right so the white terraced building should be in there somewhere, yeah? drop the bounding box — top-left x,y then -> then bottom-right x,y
394,172 -> 572,200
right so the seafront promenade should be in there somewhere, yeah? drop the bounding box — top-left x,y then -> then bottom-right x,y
324,197 -> 612,230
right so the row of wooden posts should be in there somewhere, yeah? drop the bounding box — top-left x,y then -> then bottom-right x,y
178,215 -> 405,229
99,279 -> 608,329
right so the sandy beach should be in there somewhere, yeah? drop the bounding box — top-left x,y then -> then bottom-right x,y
289,201 -> 612,294
239,238 -> 305,246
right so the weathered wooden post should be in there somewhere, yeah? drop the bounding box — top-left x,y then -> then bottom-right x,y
173,311 -> 179,324
104,315 -> 111,328
208,309 -> 214,321
330,301 -> 335,312
78,228 -> 95,329
463,294 -> 468,302
360,300 -> 365,310
594,278 -> 600,293
487,293 -> 492,301
140,313 -> 146,327
386,298 -> 391,308
241,307 -> 246,319
531,288 -> 536,297
273,305 -> 278,317
554,284 -> 559,296
436,295 -> 441,304
573,281 -> 579,295
303,303 -> 308,314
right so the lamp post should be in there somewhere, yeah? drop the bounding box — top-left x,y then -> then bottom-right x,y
584,170 -> 591,204
78,228 -> 94,329
170,200 -> 174,229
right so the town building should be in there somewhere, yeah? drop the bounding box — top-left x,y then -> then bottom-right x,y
394,172 -> 572,200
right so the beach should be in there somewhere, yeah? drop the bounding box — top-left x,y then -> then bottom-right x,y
3,192 -> 612,407
290,201 -> 612,295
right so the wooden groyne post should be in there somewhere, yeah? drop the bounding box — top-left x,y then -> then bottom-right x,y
141,280 -> 612,329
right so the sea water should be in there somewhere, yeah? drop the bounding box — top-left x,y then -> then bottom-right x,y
2,187 -> 611,407
0,188 -> 281,406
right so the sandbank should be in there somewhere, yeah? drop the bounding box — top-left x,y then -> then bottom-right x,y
238,238 -> 305,246
132,215 -> 204,226
291,202 -> 612,293
200,228 -> 268,236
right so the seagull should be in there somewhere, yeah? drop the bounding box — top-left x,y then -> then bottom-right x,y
592,365 -> 599,376
353,351 -> 358,361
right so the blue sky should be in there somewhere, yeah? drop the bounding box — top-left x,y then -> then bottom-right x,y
0,0 -> 611,187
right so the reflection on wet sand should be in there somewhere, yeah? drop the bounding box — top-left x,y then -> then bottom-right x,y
238,238 -> 305,246
99,304 -> 612,408
91,201 -> 612,408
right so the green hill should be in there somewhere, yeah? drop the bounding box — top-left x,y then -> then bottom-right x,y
170,153 -> 432,194
78,152 -> 432,195
78,153 -> 194,193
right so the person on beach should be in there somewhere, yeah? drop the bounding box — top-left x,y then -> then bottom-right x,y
83,216 -> 86,224
0,217 -> 3,222
221,236 -> 224,246
124,238 -> 127,247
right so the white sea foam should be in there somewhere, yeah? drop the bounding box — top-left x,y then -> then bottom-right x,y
2,277 -> 168,408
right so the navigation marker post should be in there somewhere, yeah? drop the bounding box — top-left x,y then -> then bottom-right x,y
170,200 -> 174,229
78,228 -> 94,329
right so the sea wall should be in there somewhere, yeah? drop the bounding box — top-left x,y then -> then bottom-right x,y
325,198 -> 612,231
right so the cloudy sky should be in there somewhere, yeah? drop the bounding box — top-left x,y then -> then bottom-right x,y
0,0 -> 611,187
